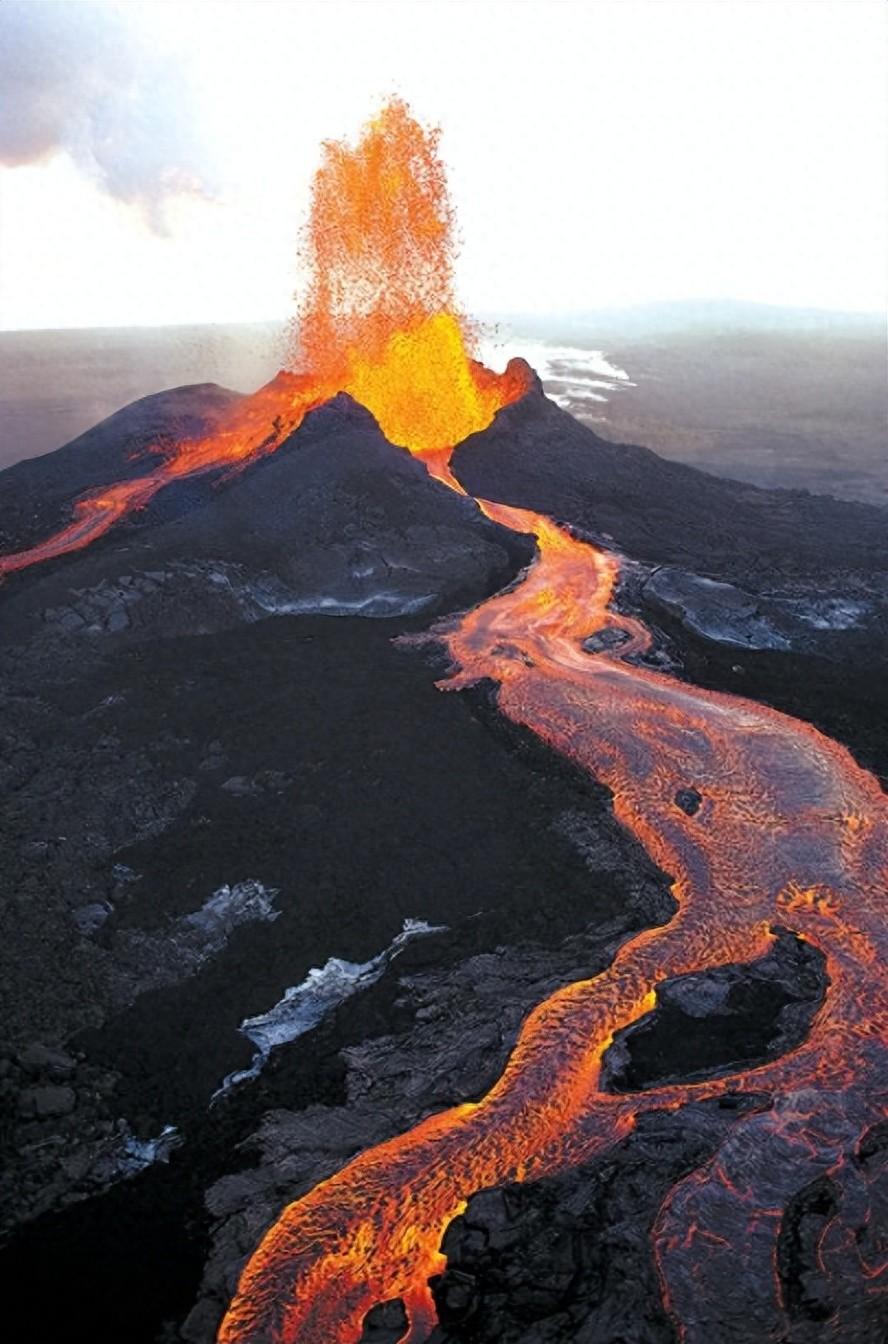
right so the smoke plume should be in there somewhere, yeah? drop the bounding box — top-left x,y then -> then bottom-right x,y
0,0 -> 217,230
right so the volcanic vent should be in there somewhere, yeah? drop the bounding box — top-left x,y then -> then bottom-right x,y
1,100 -> 886,1344
0,99 -> 531,581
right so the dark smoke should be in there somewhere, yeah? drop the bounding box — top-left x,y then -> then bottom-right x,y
0,0 -> 217,231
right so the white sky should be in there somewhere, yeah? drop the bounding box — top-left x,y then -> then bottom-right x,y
0,0 -> 885,329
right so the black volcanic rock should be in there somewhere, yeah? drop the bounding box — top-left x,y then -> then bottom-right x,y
429,1097 -> 761,1344
175,889 -> 673,1344
0,610 -> 673,1339
600,928 -> 827,1092
0,383 -> 242,556
0,390 -> 534,642
674,787 -> 702,816
642,566 -> 875,652
2,375 -> 886,1344
360,1298 -> 409,1341
451,384 -> 888,590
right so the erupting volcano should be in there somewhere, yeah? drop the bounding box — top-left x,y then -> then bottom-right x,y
1,101 -> 886,1344
0,99 -> 529,579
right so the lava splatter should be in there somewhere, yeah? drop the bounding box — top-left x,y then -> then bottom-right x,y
0,100 -> 528,580
2,101 -> 884,1344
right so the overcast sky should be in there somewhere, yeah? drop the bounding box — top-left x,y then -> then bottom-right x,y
0,0 -> 885,330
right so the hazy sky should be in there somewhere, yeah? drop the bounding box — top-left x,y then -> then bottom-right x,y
0,0 -> 885,329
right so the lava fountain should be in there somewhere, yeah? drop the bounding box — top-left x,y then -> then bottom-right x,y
211,113 -> 887,1344
1,102 -> 885,1343
0,99 -> 529,578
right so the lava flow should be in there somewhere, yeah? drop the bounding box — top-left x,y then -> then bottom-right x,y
0,99 -> 528,579
217,504 -> 888,1343
3,101 -> 886,1342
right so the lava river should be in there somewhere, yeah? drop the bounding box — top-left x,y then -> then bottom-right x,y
2,97 -> 885,1341
217,499 -> 888,1343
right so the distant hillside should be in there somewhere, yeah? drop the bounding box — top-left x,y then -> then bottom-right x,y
485,303 -> 887,507
1,304 -> 885,505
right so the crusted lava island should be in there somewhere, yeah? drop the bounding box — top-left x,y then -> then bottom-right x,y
1,103 -> 886,1344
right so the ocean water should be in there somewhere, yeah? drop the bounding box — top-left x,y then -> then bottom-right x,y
2,315 -> 885,505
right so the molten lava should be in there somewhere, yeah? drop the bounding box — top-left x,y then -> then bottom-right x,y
294,98 -> 528,455
216,507 -> 888,1344
2,100 -> 886,1344
0,99 -> 528,579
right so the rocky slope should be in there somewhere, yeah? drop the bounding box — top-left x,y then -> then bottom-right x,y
452,377 -> 888,596
1,377 -> 886,1342
0,392 -> 533,644
0,383 -> 242,556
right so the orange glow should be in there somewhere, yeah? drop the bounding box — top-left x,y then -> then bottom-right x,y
294,98 -> 529,455
218,507 -> 888,1343
2,100 -> 885,1344
0,100 -> 528,579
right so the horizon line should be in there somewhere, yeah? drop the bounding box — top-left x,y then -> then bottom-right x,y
1,296 -> 885,337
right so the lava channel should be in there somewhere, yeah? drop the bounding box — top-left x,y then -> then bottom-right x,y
217,504 -> 888,1343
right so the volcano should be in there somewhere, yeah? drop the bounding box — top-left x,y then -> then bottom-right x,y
1,102 -> 887,1344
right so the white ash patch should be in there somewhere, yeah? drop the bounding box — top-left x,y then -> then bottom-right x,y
212,918 -> 445,1101
781,597 -> 870,630
180,879 -> 280,946
107,879 -> 280,1008
101,1123 -> 181,1181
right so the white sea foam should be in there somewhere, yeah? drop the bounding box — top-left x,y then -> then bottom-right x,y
478,334 -> 634,409
212,918 -> 445,1100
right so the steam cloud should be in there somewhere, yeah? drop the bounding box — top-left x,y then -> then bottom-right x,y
0,0 -> 217,230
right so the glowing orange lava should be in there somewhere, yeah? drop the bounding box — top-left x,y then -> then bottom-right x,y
2,99 -> 885,1344
217,506 -> 888,1343
0,100 -> 528,580
294,98 -> 529,455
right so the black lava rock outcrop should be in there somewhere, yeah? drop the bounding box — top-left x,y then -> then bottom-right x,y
601,928 -> 827,1092
0,390 -> 534,643
451,381 -> 888,591
0,383 -> 241,556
